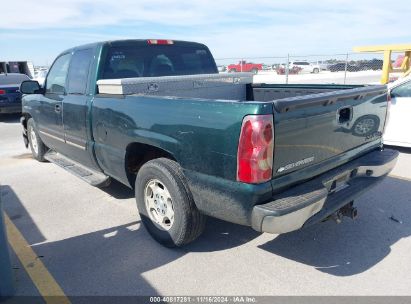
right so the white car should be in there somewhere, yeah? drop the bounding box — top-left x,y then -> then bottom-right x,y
384,76 -> 411,147
289,61 -> 320,74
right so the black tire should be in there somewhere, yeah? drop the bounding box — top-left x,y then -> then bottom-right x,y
135,158 -> 206,247
228,69 -> 237,73
27,118 -> 48,162
251,68 -> 258,74
313,68 -> 319,74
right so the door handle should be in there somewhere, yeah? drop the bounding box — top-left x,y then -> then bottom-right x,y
55,104 -> 61,113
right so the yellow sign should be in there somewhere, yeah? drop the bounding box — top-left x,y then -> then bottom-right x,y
353,44 -> 411,84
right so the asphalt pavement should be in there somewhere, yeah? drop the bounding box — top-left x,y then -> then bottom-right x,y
1,113 -> 410,297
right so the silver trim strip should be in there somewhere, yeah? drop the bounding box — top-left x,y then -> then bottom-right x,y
39,130 -> 65,143
39,130 -> 86,150
65,139 -> 86,150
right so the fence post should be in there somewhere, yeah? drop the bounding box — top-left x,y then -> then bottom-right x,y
0,188 -> 14,298
285,54 -> 290,84
344,53 -> 349,84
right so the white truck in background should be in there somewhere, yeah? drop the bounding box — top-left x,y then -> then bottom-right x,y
0,61 -> 34,78
290,61 -> 320,74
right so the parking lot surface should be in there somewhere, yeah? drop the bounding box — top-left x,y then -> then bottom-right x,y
1,113 -> 411,296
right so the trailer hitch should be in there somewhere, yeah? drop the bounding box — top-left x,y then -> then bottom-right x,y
330,201 -> 358,224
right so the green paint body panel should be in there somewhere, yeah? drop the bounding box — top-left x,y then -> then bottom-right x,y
22,40 -> 390,226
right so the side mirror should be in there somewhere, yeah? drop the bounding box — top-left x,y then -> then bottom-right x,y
20,80 -> 43,94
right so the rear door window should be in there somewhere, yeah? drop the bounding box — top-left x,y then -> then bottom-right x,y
67,49 -> 94,95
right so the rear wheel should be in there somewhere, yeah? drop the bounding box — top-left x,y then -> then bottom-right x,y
27,118 -> 47,162
313,68 -> 319,74
135,158 -> 206,247
251,68 -> 259,74
228,69 -> 237,73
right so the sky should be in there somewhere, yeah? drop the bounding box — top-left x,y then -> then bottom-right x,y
1,0 -> 410,66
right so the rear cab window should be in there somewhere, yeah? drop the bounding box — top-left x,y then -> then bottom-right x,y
100,41 -> 218,79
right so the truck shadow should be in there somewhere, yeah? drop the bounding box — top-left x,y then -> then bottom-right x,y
384,145 -> 411,154
258,176 -> 411,276
2,172 -> 410,294
1,184 -> 259,296
0,113 -> 20,123
99,179 -> 135,200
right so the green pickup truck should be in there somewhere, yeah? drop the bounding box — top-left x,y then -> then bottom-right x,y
19,39 -> 398,247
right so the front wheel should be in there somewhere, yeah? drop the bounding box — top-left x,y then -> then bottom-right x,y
313,68 -> 319,74
27,118 -> 48,162
135,158 -> 206,247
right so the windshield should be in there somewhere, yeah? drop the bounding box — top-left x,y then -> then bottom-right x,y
0,73 -> 30,85
101,44 -> 218,79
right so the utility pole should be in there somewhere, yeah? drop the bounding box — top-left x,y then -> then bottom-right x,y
285,54 -> 290,84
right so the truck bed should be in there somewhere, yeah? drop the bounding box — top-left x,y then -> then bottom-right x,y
97,75 -> 388,186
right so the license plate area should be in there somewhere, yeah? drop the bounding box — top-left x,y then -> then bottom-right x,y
325,170 -> 353,193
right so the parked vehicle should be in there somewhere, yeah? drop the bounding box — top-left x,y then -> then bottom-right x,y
261,64 -> 272,71
289,61 -> 320,74
318,61 -> 331,71
20,39 -> 398,247
393,55 -> 404,68
0,61 -> 34,78
384,76 -> 411,147
356,59 -> 383,71
276,65 -> 302,75
217,65 -> 226,73
0,73 -> 30,114
227,61 -> 262,74
329,62 -> 360,72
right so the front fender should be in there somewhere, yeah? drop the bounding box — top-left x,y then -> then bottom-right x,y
20,116 -> 29,148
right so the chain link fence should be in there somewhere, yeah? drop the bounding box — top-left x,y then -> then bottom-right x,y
215,52 -> 405,85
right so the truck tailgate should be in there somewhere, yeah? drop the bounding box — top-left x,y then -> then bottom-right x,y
272,85 -> 388,179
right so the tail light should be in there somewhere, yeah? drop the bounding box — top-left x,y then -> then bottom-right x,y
147,39 -> 174,45
237,114 -> 274,183
0,89 -> 5,95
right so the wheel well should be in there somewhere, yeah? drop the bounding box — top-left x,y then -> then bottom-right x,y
21,113 -> 32,131
125,142 -> 176,187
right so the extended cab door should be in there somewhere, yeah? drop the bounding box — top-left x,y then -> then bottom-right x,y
37,53 -> 71,152
62,48 -> 100,170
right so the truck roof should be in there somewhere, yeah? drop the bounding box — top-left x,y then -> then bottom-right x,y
59,39 -> 209,56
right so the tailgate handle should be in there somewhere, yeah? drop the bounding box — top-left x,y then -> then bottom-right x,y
338,107 -> 352,124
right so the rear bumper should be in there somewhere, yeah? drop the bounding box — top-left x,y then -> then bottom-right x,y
251,148 -> 399,234
0,103 -> 21,114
